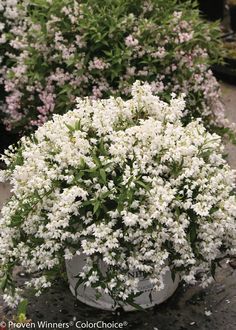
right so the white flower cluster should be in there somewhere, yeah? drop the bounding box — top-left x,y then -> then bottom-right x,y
0,81 -> 236,306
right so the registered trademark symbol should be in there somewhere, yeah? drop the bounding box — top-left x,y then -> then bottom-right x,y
0,321 -> 7,328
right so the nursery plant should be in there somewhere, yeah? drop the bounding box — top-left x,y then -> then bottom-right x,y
1,0 -> 232,137
0,0 -> 25,139
0,0 -> 25,84
0,82 -> 236,308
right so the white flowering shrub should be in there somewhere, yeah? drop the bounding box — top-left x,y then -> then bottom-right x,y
1,0 -> 232,137
0,82 -> 236,308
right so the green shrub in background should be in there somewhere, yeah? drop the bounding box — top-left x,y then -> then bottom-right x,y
1,0 -> 231,136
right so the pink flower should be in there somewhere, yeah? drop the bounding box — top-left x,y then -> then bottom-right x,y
125,35 -> 139,47
88,57 -> 108,70
178,32 -> 194,43
92,86 -> 103,99
151,47 -> 166,59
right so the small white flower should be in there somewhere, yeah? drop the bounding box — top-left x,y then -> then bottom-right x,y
204,310 -> 212,317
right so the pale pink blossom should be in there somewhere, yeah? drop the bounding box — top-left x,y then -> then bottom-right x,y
125,34 -> 139,47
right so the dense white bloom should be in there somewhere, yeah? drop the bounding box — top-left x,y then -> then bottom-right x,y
0,81 -> 236,307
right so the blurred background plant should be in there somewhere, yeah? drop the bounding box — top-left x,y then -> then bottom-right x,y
0,0 -> 229,138
0,0 -> 26,156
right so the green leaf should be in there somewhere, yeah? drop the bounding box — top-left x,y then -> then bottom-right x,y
93,200 -> 100,214
175,207 -> 180,218
92,154 -> 101,167
0,275 -> 7,291
80,157 -> 86,169
190,224 -> 197,242
99,139 -> 108,155
95,291 -> 102,300
17,299 -> 28,317
125,300 -> 146,312
117,192 -> 126,212
65,124 -> 75,132
74,120 -> 81,131
99,168 -> 106,184
74,276 -> 85,296
136,180 -> 148,190
171,269 -> 176,283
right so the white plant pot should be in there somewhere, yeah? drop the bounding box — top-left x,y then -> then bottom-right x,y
66,253 -> 179,311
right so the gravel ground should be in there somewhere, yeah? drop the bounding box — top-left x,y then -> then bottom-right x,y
0,82 -> 236,330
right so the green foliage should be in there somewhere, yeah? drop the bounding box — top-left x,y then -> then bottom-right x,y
2,0 -> 224,133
